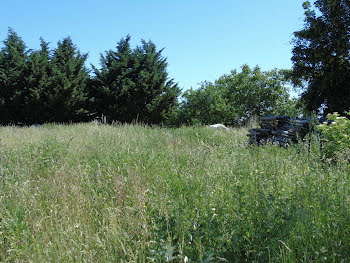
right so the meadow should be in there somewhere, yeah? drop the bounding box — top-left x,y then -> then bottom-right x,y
0,123 -> 349,262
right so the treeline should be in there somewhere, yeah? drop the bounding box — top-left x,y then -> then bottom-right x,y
0,29 -> 181,125
0,29 -> 298,126
1,0 -> 350,126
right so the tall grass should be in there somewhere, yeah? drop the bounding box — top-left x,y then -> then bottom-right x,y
1,123 -> 349,262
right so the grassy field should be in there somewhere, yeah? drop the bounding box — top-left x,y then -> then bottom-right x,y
1,123 -> 349,262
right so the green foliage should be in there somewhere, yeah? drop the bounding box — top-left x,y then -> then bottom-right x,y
0,30 -> 89,125
24,38 -> 52,124
90,35 -> 134,122
132,40 -> 180,124
0,30 -> 306,127
291,0 -> 350,115
318,110 -> 350,161
170,65 -> 300,126
91,36 -> 180,124
169,81 -> 234,126
0,30 -> 179,125
0,28 -> 28,124
49,37 -> 89,122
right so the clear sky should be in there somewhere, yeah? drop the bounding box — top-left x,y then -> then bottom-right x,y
1,0 -> 306,92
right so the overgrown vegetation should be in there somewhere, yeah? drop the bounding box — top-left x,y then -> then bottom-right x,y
1,124 -> 350,262
0,0 -> 349,262
318,110 -> 350,161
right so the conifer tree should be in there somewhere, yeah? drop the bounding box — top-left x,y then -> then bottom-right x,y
24,38 -> 52,124
91,36 -> 180,124
0,28 -> 28,124
91,35 -> 135,122
49,37 -> 89,122
131,40 -> 180,124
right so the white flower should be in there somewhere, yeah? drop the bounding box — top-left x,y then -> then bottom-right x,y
184,256 -> 189,263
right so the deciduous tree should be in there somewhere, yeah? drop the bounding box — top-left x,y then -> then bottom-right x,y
291,0 -> 350,115
171,65 -> 297,126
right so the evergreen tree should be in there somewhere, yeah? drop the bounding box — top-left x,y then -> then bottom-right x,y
91,35 -> 135,122
0,28 -> 28,124
24,38 -> 52,124
49,37 -> 89,122
291,0 -> 350,115
132,40 -> 180,124
91,36 -> 180,124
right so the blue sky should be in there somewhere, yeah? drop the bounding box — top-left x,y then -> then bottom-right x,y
1,0 -> 306,92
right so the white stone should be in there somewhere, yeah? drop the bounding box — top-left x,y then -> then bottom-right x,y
209,124 -> 229,130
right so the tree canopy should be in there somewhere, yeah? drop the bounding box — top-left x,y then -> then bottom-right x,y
24,38 -> 53,124
0,30 -> 89,125
90,36 -> 180,124
0,30 -> 181,125
291,0 -> 350,115
0,28 -> 28,124
49,37 -> 89,122
0,28 -> 306,126
169,65 -> 300,126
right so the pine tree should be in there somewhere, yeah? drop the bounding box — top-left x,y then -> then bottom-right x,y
291,0 -> 350,115
49,37 -> 89,122
0,28 -> 28,124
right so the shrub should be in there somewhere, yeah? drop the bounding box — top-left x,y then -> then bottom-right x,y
317,111 -> 350,161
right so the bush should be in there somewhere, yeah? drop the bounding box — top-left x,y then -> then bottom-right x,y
317,111 -> 350,161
